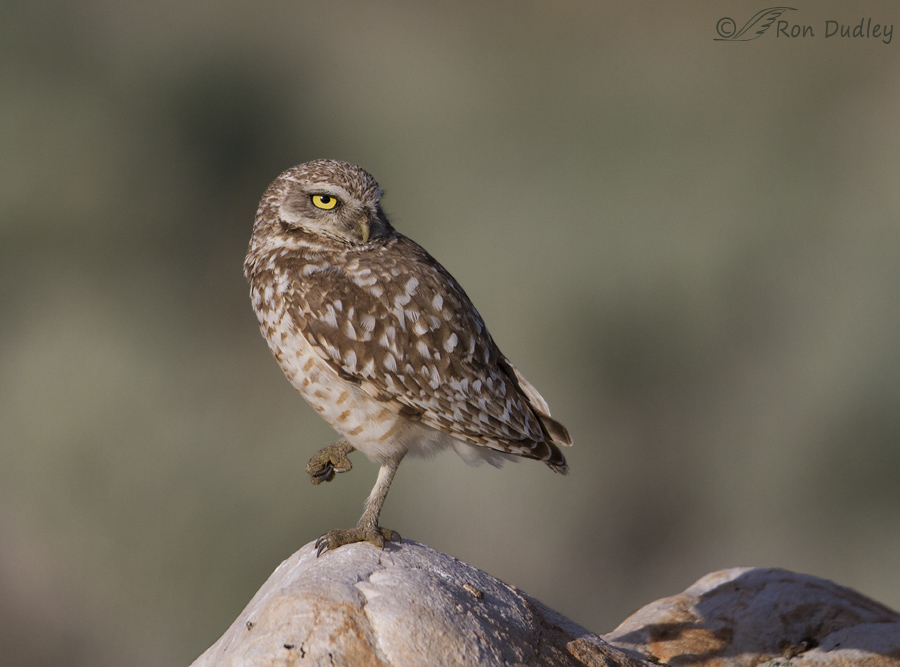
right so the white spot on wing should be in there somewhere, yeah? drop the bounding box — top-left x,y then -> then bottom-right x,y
444,332 -> 458,353
344,319 -> 358,340
379,326 -> 397,350
429,365 -> 441,389
415,340 -> 432,360
384,352 -> 397,372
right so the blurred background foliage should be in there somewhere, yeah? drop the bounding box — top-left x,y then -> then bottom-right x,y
2,1 -> 900,664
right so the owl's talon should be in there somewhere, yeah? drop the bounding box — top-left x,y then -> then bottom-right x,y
314,534 -> 330,557
315,524 -> 401,557
309,464 -> 335,484
380,527 -> 401,544
306,440 -> 355,485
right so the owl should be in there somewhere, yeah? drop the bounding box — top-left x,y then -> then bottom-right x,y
244,160 -> 571,555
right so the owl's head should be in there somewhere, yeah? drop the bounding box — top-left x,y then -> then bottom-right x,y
259,159 -> 393,249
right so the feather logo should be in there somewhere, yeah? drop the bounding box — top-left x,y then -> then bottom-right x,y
715,7 -> 797,41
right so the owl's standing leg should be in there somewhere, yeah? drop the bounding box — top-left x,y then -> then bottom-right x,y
306,439 -> 356,485
315,451 -> 405,556
358,452 -> 405,536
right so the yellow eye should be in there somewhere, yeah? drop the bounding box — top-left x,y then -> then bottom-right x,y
311,194 -> 339,210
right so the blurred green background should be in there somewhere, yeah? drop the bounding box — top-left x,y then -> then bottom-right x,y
2,1 -> 900,664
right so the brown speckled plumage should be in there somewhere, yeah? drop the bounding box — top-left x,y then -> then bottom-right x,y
244,160 -> 571,553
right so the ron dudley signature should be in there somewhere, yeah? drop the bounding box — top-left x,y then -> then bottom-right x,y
716,8 -> 894,44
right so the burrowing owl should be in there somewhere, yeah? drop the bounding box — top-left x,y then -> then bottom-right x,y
244,160 -> 571,554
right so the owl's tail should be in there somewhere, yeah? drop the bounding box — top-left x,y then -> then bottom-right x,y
541,415 -> 571,475
498,356 -> 573,474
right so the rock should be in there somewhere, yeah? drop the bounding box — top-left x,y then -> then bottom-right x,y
604,567 -> 900,667
192,545 -> 900,667
191,539 -> 647,667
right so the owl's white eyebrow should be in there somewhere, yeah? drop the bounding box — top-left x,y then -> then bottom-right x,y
306,183 -> 352,200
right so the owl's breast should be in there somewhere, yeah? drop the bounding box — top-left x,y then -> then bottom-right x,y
249,267 -> 442,462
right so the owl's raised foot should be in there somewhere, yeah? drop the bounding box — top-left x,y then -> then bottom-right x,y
315,524 -> 401,557
306,440 -> 356,485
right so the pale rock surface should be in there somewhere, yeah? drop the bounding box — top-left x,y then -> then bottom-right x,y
193,544 -> 900,667
191,539 -> 647,667
605,567 -> 900,667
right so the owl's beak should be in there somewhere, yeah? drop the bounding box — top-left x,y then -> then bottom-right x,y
357,215 -> 371,243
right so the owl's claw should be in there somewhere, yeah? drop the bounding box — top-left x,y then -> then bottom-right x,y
315,525 -> 401,557
306,440 -> 356,485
